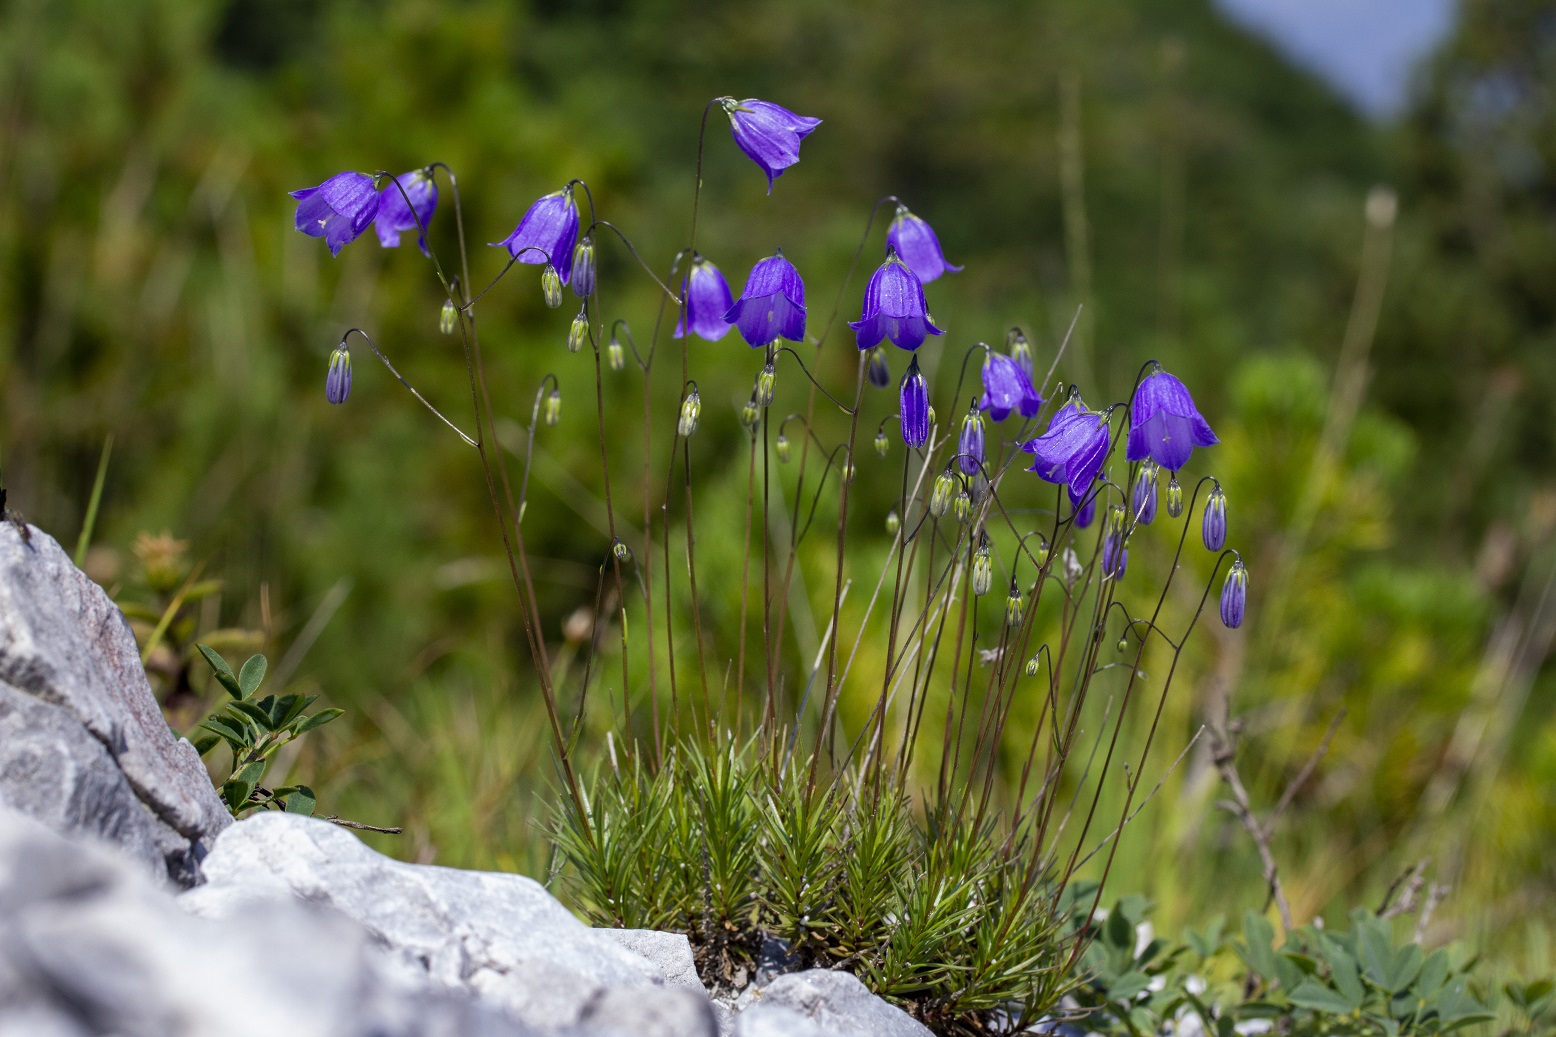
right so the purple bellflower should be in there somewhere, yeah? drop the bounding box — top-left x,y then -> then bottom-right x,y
491,187 -> 580,284
850,250 -> 944,352
1022,396 -> 1112,506
1127,365 -> 1218,472
1221,559 -> 1248,628
980,351 -> 1042,422
886,205 -> 963,283
674,255 -> 736,342
1203,486 -> 1228,551
325,345 -> 352,405
1074,494 -> 1097,529
720,98 -> 822,193
1131,464 -> 1158,525
957,405 -> 986,476
374,169 -> 438,255
900,356 -> 930,449
725,250 -> 806,347
291,172 -> 380,257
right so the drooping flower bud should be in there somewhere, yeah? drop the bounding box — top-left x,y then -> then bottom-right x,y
1074,495 -> 1096,529
842,457 -> 856,484
1025,654 -> 1041,677
1117,635 -> 1129,652
958,405 -> 985,476
757,362 -> 777,406
544,388 -> 562,426
1166,476 -> 1184,518
1221,559 -> 1248,629
776,433 -> 791,463
972,534 -> 993,596
930,469 -> 956,517
900,355 -> 930,449
927,405 -> 937,427
953,488 -> 972,524
1203,486 -> 1227,551
541,264 -> 563,308
571,236 -> 596,298
440,298 -> 458,335
678,386 -> 701,438
885,508 -> 900,536
1131,463 -> 1159,525
1035,537 -> 1050,569
1005,580 -> 1024,627
567,310 -> 589,353
740,400 -> 760,433
607,334 -> 625,371
874,430 -> 889,458
1102,506 -> 1129,580
867,347 -> 891,388
325,345 -> 352,405
1062,547 -> 1082,588
1006,326 -> 1033,376
612,537 -> 633,563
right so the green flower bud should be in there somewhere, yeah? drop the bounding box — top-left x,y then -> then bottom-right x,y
843,458 -> 856,484
1166,476 -> 1184,518
678,387 -> 701,438
740,400 -> 760,433
1006,326 -> 1033,374
757,362 -> 776,406
544,388 -> 562,427
953,488 -> 972,524
1117,635 -> 1128,652
607,334 -> 625,372
885,508 -> 900,536
1005,581 -> 1024,627
972,535 -> 993,596
874,430 -> 889,458
930,469 -> 956,517
1025,654 -> 1042,677
1035,538 -> 1050,569
541,264 -> 563,308
776,433 -> 791,463
612,537 -> 632,563
927,405 -> 937,427
567,310 -> 589,353
440,299 -> 458,335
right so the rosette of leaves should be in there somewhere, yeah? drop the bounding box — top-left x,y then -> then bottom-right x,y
191,644 -> 343,816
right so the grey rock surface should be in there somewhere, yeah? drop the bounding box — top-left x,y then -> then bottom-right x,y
0,803 -> 537,1037
594,928 -> 704,993
0,524 -> 228,885
731,1004 -> 834,1037
755,970 -> 934,1037
575,987 -> 717,1037
182,812 -> 671,1029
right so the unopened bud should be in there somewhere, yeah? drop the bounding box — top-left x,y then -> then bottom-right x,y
757,362 -> 776,406
930,470 -> 955,517
1221,559 -> 1248,629
541,264 -> 563,308
544,388 -> 562,426
953,489 -> 972,523
1006,326 -> 1033,374
866,347 -> 890,388
874,430 -> 889,458
612,537 -> 632,563
842,458 -> 856,484
972,535 -> 993,596
1025,654 -> 1042,677
1035,538 -> 1050,569
571,236 -> 596,298
776,434 -> 791,463
927,405 -> 937,427
1063,547 -> 1082,588
678,387 -> 701,438
740,400 -> 760,433
325,345 -> 352,405
440,299 -> 458,335
885,508 -> 900,536
1117,636 -> 1128,652
1166,476 -> 1184,518
567,310 -> 589,353
1131,463 -> 1159,525
607,334 -> 625,371
1005,582 -> 1024,627
1203,486 -> 1228,551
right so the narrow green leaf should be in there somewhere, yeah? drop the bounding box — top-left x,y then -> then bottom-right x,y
1241,912 -> 1278,980
197,716 -> 250,748
1383,943 -> 1423,994
197,643 -> 243,698
229,701 -> 276,731
1289,981 -> 1358,1015
237,654 -> 267,699
1328,947 -> 1367,1008
1109,971 -> 1151,1002
191,734 -> 219,756
293,708 -> 344,734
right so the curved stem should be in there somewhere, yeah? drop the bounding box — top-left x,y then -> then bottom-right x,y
340,329 -> 477,447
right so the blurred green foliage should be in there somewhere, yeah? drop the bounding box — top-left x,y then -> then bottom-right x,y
1,0 -> 1552,987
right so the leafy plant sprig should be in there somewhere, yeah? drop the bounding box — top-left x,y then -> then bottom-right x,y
191,643 -> 343,816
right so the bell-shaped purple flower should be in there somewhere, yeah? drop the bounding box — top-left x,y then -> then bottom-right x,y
1221,559 -> 1248,628
720,97 -> 822,193
724,250 -> 806,347
850,252 -> 944,352
374,169 -> 438,255
957,406 -> 985,476
491,187 -> 580,284
291,172 -> 380,257
980,352 -> 1042,422
1022,398 -> 1112,506
900,356 -> 930,449
1127,366 -> 1218,472
674,255 -> 735,342
325,346 -> 352,405
886,205 -> 963,283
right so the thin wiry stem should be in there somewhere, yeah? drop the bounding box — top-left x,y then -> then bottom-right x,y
339,328 -> 477,446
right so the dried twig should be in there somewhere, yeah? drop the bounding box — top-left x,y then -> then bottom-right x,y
325,815 -> 404,835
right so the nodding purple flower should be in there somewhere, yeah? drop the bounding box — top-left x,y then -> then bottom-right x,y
1074,494 -> 1097,528
866,347 -> 891,389
886,204 -> 963,283
1203,486 -> 1227,551
1131,463 -> 1158,525
1128,366 -> 1218,472
571,236 -> 596,298
980,351 -> 1043,422
725,250 -> 806,347
291,172 -> 380,257
849,250 -> 944,352
374,169 -> 438,255
957,405 -> 986,476
1102,508 -> 1128,580
325,345 -> 352,405
491,187 -> 580,284
674,255 -> 735,342
1022,396 -> 1112,506
900,356 -> 930,449
1221,559 -> 1248,628
720,97 -> 821,193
